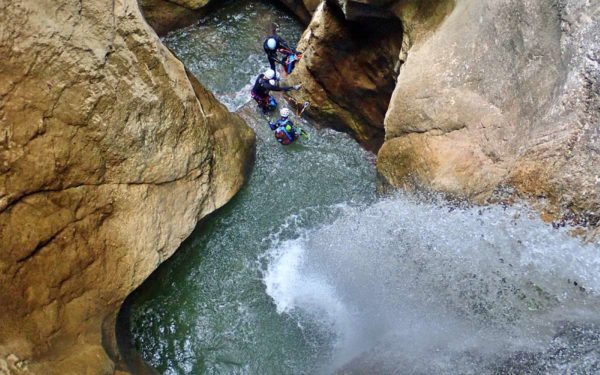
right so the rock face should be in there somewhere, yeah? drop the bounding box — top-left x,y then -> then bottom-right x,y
288,2 -> 403,151
379,0 -> 600,222
0,0 -> 254,374
287,0 -> 599,223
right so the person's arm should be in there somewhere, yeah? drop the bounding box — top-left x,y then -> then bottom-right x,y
263,81 -> 297,92
276,35 -> 296,54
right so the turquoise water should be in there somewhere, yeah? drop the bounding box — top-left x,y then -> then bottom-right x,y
128,1 -> 600,374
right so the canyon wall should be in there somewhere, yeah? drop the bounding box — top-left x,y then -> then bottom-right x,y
287,1 -> 403,151
379,0 -> 599,223
0,0 -> 254,374
287,0 -> 599,226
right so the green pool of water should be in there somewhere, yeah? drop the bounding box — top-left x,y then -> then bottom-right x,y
128,2 -> 378,373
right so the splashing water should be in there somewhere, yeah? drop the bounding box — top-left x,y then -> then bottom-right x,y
263,196 -> 600,374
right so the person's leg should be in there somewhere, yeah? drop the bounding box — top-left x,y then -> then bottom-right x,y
268,96 -> 277,111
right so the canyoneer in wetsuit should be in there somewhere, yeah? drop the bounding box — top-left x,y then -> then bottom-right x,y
269,107 -> 301,145
263,34 -> 300,74
250,69 -> 301,113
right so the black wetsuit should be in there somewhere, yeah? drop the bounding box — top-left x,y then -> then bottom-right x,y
251,74 -> 293,98
263,35 -> 295,71
251,74 -> 294,113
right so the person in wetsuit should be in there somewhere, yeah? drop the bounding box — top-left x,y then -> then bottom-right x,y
250,69 -> 301,113
264,34 -> 298,72
269,107 -> 301,145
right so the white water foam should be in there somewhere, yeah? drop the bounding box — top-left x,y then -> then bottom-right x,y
263,195 -> 600,374
264,238 -> 362,372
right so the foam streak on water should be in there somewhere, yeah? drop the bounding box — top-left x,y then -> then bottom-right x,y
263,195 -> 600,374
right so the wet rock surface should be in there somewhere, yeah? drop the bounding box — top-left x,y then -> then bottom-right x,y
138,0 -> 206,36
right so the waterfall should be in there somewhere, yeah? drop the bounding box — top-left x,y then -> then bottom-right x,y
264,195 -> 600,374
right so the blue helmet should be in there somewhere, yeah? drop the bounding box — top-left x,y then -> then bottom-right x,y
266,38 -> 277,50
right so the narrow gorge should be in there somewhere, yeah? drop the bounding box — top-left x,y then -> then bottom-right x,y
1,0 -> 599,374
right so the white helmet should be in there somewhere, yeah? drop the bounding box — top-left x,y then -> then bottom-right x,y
280,108 -> 291,118
266,38 -> 277,50
264,69 -> 276,80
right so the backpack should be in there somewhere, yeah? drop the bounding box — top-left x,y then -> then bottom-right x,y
274,127 -> 293,145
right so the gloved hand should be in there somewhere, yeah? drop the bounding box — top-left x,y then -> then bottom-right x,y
293,84 -> 302,90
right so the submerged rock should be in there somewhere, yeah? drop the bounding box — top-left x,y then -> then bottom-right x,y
0,0 -> 254,373
138,0 -> 205,36
277,0 -> 321,24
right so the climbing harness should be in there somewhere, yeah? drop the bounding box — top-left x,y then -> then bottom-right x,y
252,91 -> 277,112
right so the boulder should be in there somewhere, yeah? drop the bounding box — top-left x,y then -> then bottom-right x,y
169,0 -> 212,9
0,0 -> 255,374
283,0 -> 599,224
379,0 -> 600,222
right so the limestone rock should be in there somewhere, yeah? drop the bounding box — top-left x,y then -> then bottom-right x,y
379,0 -> 600,222
285,0 -> 599,223
0,0 -> 255,374
138,0 -> 206,36
287,2 -> 403,151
